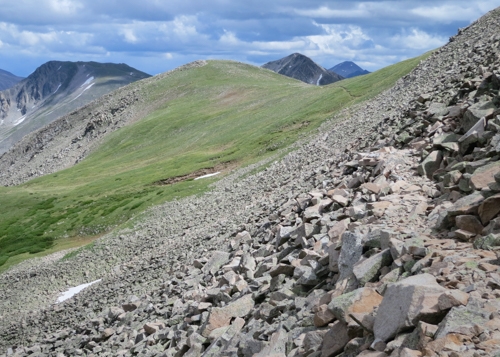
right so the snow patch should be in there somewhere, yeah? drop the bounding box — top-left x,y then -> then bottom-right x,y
130,72 -> 133,75
80,76 -> 94,87
71,83 -> 95,102
13,115 -> 26,126
194,172 -> 220,180
316,74 -> 323,86
57,279 -> 101,303
57,66 -> 61,71
53,83 -> 61,94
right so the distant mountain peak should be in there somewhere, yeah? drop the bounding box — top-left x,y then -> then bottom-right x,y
262,53 -> 343,86
0,61 -> 151,153
329,61 -> 370,78
0,69 -> 24,91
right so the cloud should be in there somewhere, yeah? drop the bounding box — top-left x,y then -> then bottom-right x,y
49,0 -> 83,15
1,0 -> 500,76
391,28 -> 447,50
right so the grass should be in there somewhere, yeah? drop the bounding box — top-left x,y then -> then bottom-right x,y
0,54 -> 430,271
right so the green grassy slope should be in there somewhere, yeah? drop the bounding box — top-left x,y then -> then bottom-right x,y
0,55 -> 429,271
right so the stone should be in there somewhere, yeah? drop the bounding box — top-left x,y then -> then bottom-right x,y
203,251 -> 231,275
314,304 -> 336,327
203,317 -> 245,356
253,328 -> 288,357
447,191 -> 485,218
373,274 -> 448,342
338,232 -> 364,282
101,328 -> 115,339
455,215 -> 484,234
398,348 -> 422,357
478,193 -> 500,225
321,321 -> 349,357
417,151 -> 443,178
303,329 -> 328,353
202,294 -> 254,337
144,322 -> 165,335
353,249 -> 393,286
331,195 -> 349,207
361,182 -> 381,194
269,264 -> 295,277
434,305 -> 489,339
327,287 -> 382,324
437,290 -> 469,310
473,233 -> 500,250
454,229 -> 476,241
328,218 -> 350,241
462,101 -> 496,132
122,300 -> 141,312
470,162 -> 500,190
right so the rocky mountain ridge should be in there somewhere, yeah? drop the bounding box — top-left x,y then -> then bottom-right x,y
0,61 -> 150,154
262,53 -> 344,86
0,60 -> 206,186
1,7 -> 500,357
0,69 -> 23,91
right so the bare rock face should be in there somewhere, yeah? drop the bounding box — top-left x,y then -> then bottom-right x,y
0,60 -> 150,155
262,53 -> 344,86
373,274 -> 449,343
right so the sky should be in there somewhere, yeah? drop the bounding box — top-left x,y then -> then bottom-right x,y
0,1 -> 499,77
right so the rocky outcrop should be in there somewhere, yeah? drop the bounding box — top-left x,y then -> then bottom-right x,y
1,6 -> 500,357
0,61 -> 150,154
262,53 -> 344,85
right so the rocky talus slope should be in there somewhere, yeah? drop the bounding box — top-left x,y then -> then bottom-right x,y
2,7 -> 500,357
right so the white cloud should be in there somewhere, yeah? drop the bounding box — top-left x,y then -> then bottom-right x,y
49,0 -> 83,15
391,28 -> 447,50
411,4 -> 483,22
172,16 -> 199,38
294,5 -> 371,19
220,30 -> 239,45
120,27 -> 138,44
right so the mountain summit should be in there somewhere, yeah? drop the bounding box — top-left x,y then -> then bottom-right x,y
329,61 -> 370,78
262,53 -> 343,85
0,69 -> 23,91
0,61 -> 150,153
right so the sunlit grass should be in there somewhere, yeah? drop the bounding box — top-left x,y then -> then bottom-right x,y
0,54 -> 430,269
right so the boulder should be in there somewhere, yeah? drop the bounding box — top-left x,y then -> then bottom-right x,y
327,287 -> 382,324
461,101 -> 496,132
353,249 -> 393,286
338,231 -> 364,282
470,162 -> 500,190
202,294 -> 254,337
455,215 -> 484,234
478,193 -> 500,225
373,274 -> 448,342
321,321 -> 349,357
203,251 -> 231,275
417,151 -> 443,178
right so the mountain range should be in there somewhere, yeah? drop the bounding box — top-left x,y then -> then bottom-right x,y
262,53 -> 344,85
329,61 -> 371,78
0,61 -> 150,154
262,53 -> 370,85
0,69 -> 23,91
